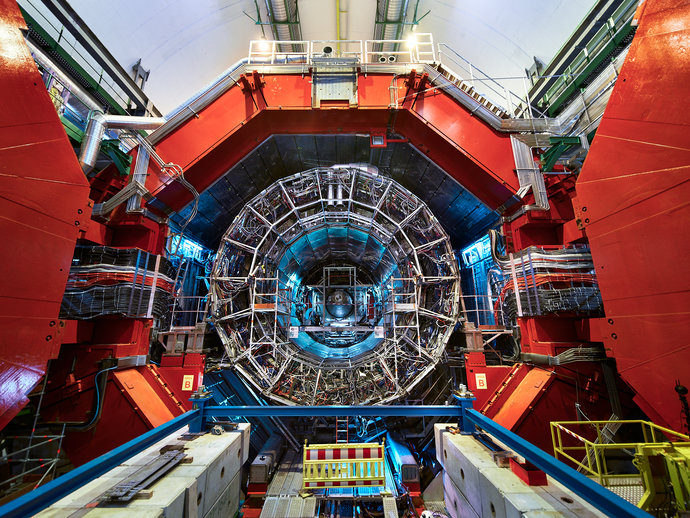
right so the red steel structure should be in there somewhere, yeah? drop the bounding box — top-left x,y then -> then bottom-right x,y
575,0 -> 690,432
0,0 -> 91,431
0,0 -> 687,463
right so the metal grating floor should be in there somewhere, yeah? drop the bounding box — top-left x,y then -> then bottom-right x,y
260,495 -> 317,518
604,476 -> 644,505
262,445 -> 402,517
382,496 -> 398,518
267,450 -> 304,497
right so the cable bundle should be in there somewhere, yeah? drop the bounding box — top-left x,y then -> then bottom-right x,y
60,246 -> 175,320
488,231 -> 603,324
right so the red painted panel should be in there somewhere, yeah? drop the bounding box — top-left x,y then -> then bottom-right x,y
576,0 -> 690,430
0,0 -> 90,431
492,368 -> 554,430
114,369 -> 176,428
154,353 -> 205,411
143,73 -> 518,212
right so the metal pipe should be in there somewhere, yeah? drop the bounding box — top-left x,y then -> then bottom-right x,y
381,0 -> 404,53
267,0 -> 292,41
78,111 -> 107,174
100,115 -> 166,130
78,112 -> 165,174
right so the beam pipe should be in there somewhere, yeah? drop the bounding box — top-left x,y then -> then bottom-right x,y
200,405 -> 462,418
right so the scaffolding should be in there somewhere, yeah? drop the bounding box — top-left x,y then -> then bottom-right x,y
210,166 -> 462,406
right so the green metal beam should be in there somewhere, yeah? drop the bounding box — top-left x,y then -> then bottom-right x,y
540,136 -> 582,171
60,116 -> 84,143
544,23 -> 635,116
19,7 -> 128,115
100,139 -> 132,177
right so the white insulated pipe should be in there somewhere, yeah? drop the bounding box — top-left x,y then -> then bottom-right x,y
78,111 -> 166,174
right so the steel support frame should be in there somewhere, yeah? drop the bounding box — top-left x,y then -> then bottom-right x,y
139,73 -> 518,213
0,0 -> 91,430
1,399 -> 647,518
574,0 -> 690,432
211,166 -> 461,406
463,407 -> 649,518
0,410 -> 198,518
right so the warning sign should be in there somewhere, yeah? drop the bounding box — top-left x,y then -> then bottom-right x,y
475,373 -> 487,390
182,374 -> 194,391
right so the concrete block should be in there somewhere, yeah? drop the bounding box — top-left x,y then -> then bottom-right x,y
38,423 -> 251,518
38,509 -> 164,518
434,423 -> 454,468
441,433 -> 496,513
435,427 -> 606,518
443,471 -> 479,518
205,471 -> 241,518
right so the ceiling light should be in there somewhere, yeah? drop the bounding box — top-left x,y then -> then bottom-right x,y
258,39 -> 270,52
405,35 -> 417,49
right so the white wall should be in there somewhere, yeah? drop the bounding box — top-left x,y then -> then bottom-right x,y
68,0 -> 265,114
65,0 -> 595,114
415,0 -> 597,98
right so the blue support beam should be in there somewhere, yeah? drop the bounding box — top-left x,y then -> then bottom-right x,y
0,398 -> 649,518
0,410 -> 198,518
463,407 -> 650,518
199,404 -> 464,418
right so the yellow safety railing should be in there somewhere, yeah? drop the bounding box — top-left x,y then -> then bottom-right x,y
302,440 -> 386,490
550,419 -> 690,486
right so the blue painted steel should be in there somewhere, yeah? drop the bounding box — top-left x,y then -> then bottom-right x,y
189,395 -> 212,433
3,400 -> 645,518
199,405 -> 463,419
463,408 -> 650,518
0,410 -> 199,518
456,396 -> 477,433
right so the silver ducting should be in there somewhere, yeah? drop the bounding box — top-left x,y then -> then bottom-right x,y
332,163 -> 380,176
380,0 -> 405,53
78,112 -> 166,174
267,0 -> 293,42
99,115 -> 166,130
78,112 -> 108,174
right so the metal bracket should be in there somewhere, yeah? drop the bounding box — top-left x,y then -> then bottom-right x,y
99,449 -> 187,503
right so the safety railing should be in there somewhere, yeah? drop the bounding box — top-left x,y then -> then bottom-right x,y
551,419 -> 690,487
19,0 -> 133,113
538,0 -> 638,113
462,294 -> 505,327
246,36 -> 544,121
436,43 -> 550,120
302,440 -> 386,490
248,34 -> 436,65
169,295 -> 209,328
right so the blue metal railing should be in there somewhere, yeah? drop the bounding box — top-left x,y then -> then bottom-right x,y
0,397 -> 649,518
0,410 -> 198,518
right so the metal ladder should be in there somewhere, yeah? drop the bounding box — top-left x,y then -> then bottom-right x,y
335,417 -> 349,443
391,277 -> 421,355
249,277 -> 279,348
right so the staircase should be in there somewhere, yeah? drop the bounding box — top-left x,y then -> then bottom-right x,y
433,64 -> 512,119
